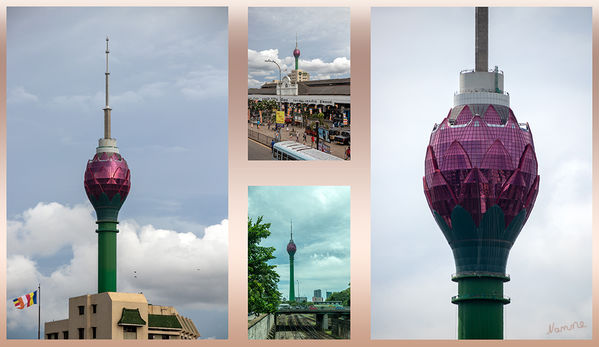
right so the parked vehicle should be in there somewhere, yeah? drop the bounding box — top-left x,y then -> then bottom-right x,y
328,129 -> 340,142
334,131 -> 350,145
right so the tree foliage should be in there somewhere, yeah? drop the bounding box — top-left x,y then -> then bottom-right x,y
248,216 -> 281,314
328,284 -> 350,306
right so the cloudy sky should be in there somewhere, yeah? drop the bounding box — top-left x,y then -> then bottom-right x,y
248,7 -> 350,88
371,7 -> 592,339
248,186 -> 350,301
6,7 -> 228,339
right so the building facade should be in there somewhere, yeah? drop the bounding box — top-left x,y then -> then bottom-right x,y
289,69 -> 310,83
44,292 -> 199,340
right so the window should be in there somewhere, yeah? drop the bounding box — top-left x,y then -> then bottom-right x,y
46,333 -> 58,339
162,334 -> 170,340
92,304 -> 97,313
78,305 -> 84,315
92,327 -> 97,339
123,326 -> 137,339
63,331 -> 68,339
78,328 -> 84,339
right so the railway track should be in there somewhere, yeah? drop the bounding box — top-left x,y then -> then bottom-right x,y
276,314 -> 334,339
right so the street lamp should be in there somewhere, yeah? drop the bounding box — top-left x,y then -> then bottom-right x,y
265,59 -> 282,111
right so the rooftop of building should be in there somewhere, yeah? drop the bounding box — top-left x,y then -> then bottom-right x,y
249,77 -> 350,96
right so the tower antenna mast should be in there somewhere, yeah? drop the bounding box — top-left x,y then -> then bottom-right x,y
103,36 -> 112,139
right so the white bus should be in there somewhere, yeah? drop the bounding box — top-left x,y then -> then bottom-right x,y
272,141 -> 343,161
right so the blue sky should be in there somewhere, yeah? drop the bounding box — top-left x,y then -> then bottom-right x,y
248,186 -> 350,301
6,7 -> 228,339
248,7 -> 350,87
371,7 -> 592,339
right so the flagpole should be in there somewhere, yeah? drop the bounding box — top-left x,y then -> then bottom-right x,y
38,283 -> 40,340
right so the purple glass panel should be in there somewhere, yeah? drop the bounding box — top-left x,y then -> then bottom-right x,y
287,241 -> 297,253
84,152 -> 131,201
424,106 -> 539,227
483,105 -> 502,125
454,105 -> 473,125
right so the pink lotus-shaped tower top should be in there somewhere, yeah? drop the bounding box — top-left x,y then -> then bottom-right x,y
287,240 -> 296,255
293,48 -> 300,58
423,104 -> 539,229
84,151 -> 131,202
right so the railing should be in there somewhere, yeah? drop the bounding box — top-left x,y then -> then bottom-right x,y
248,129 -> 276,147
460,68 -> 504,74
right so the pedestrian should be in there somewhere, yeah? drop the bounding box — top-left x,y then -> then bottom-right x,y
271,139 -> 275,154
345,146 -> 351,160
311,136 -> 315,148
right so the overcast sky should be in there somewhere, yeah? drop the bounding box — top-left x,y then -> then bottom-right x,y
371,7 -> 591,339
248,7 -> 350,88
6,7 -> 228,339
248,186 -> 350,301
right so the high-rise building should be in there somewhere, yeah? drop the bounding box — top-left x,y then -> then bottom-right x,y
423,8 -> 539,339
286,221 -> 296,301
45,38 -> 199,340
314,289 -> 322,298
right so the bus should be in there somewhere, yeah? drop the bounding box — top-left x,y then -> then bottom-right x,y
272,141 -> 343,161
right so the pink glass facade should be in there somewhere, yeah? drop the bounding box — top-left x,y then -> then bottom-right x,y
423,104 -> 539,229
84,152 -> 131,201
287,240 -> 297,254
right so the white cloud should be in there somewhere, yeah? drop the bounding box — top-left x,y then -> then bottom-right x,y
248,49 -> 350,86
7,202 -> 228,335
7,86 -> 38,103
7,202 -> 96,257
175,67 -> 227,100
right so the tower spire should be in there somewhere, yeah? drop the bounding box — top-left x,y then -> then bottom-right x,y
295,33 -> 298,48
475,7 -> 488,72
290,219 -> 293,241
103,36 -> 112,139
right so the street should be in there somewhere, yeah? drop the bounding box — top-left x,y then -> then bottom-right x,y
248,139 -> 274,160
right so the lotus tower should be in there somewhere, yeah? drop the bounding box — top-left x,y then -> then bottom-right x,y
423,8 -> 539,339
84,37 -> 131,293
286,221 -> 296,301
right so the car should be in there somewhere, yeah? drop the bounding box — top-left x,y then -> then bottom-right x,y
328,129 -> 340,141
308,305 -> 318,311
334,131 -> 350,145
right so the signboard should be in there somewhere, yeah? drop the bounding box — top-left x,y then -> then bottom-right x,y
343,116 -> 348,126
276,111 -> 285,124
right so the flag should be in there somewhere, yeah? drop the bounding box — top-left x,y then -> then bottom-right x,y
13,290 -> 37,309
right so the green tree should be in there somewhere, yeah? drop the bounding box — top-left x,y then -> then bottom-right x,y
328,284 -> 350,306
248,217 -> 281,314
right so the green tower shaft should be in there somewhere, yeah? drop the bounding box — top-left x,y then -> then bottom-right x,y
97,221 -> 118,293
289,255 -> 295,301
295,57 -> 298,71
451,274 -> 510,339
